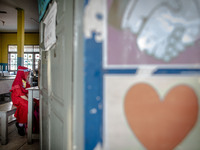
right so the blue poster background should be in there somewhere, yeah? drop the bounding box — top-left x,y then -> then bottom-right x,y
38,0 -> 51,21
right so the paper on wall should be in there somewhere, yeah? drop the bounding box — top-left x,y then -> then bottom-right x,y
43,1 -> 57,51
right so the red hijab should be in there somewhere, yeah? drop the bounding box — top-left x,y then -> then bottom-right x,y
11,66 -> 30,94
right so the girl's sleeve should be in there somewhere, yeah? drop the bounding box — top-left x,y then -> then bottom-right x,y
14,88 -> 26,97
20,86 -> 28,95
26,82 -> 31,88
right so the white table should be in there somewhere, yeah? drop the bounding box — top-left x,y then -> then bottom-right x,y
0,79 -> 14,95
27,86 -> 39,144
0,102 -> 16,145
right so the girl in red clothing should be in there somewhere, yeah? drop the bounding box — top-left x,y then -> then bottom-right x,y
10,66 -> 31,136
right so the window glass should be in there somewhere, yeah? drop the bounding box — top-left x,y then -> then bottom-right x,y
11,64 -> 17,70
28,54 -> 33,59
35,54 -> 40,59
27,65 -> 33,70
24,60 -> 28,65
24,45 -> 34,52
24,54 -> 27,59
11,54 -> 16,58
34,45 -> 40,52
8,45 -> 17,52
8,53 -> 17,71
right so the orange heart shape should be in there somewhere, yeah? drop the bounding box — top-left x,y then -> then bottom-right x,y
124,83 -> 198,150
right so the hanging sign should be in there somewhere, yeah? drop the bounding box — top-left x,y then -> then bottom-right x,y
43,1 -> 57,51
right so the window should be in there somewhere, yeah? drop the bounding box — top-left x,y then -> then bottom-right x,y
24,45 -> 40,70
8,46 -> 17,71
8,45 -> 40,71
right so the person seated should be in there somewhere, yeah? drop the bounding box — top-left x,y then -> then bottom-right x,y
10,66 -> 31,136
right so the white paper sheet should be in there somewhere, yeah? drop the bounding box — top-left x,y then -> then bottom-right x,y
43,1 -> 57,51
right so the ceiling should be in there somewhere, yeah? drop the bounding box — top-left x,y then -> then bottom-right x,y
0,0 -> 39,32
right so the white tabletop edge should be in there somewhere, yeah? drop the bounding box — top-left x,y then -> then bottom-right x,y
26,86 -> 39,90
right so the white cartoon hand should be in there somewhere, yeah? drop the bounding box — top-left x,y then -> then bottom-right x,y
122,0 -> 200,62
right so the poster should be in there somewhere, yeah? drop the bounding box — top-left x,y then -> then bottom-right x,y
105,0 -> 200,68
43,1 -> 57,51
83,0 -> 200,150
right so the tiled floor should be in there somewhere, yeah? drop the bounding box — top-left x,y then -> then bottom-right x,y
0,114 -> 40,150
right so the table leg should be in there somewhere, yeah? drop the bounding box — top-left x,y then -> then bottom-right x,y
27,90 -> 33,144
1,113 -> 8,145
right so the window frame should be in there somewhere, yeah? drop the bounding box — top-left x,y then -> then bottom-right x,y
8,45 -> 40,71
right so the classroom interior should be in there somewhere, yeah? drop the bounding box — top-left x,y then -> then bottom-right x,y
1,0 -> 200,150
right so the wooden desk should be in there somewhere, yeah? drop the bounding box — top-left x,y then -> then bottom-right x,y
27,86 -> 39,144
